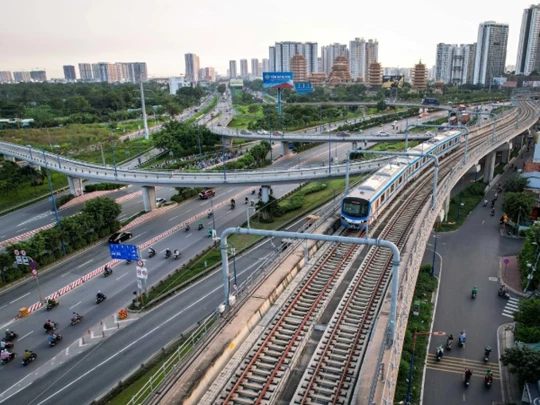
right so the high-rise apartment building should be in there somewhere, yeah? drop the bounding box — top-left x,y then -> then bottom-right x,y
321,43 -> 348,75
229,60 -> 237,78
30,70 -> 47,81
412,60 -> 428,89
349,38 -> 378,81
0,71 -> 13,83
268,42 -> 318,75
290,54 -> 308,82
13,72 -> 32,82
184,53 -> 200,82
198,67 -> 216,82
63,65 -> 76,81
132,62 -> 148,82
240,59 -> 249,77
92,64 -> 100,81
251,58 -> 260,77
435,43 -> 476,85
473,21 -> 509,85
516,4 -> 540,75
262,58 -> 270,73
79,63 -> 93,81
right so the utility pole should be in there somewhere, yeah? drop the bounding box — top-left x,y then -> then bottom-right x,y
139,79 -> 149,140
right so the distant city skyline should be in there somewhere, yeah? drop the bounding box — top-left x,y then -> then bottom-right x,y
0,0 -> 536,79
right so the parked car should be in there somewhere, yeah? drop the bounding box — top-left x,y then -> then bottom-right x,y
108,232 -> 133,244
156,198 -> 166,208
199,189 -> 216,199
376,131 -> 390,137
240,130 -> 251,135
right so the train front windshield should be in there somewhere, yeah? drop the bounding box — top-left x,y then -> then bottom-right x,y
342,198 -> 369,218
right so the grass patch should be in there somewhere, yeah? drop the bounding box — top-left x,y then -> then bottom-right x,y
136,175 -> 363,307
394,264 -> 439,404
72,137 -> 153,164
0,171 -> 67,213
438,181 -> 485,232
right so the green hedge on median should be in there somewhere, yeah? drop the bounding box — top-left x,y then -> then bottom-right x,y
84,182 -> 124,193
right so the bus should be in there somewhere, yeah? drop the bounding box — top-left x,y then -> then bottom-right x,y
422,98 -> 440,106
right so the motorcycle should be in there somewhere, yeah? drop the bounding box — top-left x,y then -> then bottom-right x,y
126,260 -> 132,265
70,315 -> 84,325
244,198 -> 248,205
485,376 -> 493,388
472,290 -> 477,299
46,300 -> 59,311
207,212 -> 213,218
197,223 -> 204,230
96,295 -> 106,304
103,268 -> 113,277
231,202 -> 235,210
446,340 -> 453,351
22,352 -> 37,366
4,332 -> 18,343
173,252 -> 181,260
458,336 -> 466,348
498,289 -> 510,300
1,352 -> 16,365
251,190 -> 256,195
44,321 -> 59,333
464,375 -> 471,387
1,339 -> 14,350
490,208 -> 495,216
148,250 -> 156,258
184,226 -> 190,232
48,334 -> 63,347
436,349 -> 443,362
165,251 -> 172,259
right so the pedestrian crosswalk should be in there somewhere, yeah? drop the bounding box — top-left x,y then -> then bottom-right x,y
426,355 -> 500,379
502,297 -> 520,319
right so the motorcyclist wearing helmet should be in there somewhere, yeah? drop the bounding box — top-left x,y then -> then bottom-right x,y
165,248 -> 171,257
148,247 -> 156,256
24,349 -> 33,360
484,345 -> 492,356
96,291 -> 105,300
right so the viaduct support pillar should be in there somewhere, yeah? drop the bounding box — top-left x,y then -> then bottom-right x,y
142,186 -> 157,212
443,193 -> 451,222
483,151 -> 496,184
281,142 -> 290,156
223,138 -> 233,149
261,185 -> 271,203
67,176 -> 83,196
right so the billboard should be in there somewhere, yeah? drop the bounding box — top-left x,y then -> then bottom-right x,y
294,82 -> 314,94
263,72 -> 294,89
492,77 -> 507,86
381,75 -> 404,89
523,81 -> 540,88
229,79 -> 244,87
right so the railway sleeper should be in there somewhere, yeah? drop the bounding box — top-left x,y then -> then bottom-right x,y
285,314 -> 306,324
339,322 -> 362,333
226,394 -> 257,405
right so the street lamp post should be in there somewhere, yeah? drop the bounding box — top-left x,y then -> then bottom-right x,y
210,197 -> 216,231
405,330 -> 446,404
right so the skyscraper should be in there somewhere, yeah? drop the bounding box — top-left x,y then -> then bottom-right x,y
321,43 -> 348,75
185,53 -> 200,82
240,59 -> 249,77
262,58 -> 270,73
516,4 -> 540,75
13,72 -> 32,82
92,64 -> 101,81
268,42 -> 318,75
435,44 -> 476,85
0,72 -> 12,83
473,21 -> 509,85
349,38 -> 378,81
229,60 -> 237,78
30,70 -> 47,81
251,58 -> 260,77
63,65 -> 76,81
78,63 -> 93,81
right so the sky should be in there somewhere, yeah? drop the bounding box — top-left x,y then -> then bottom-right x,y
1,0 -> 535,78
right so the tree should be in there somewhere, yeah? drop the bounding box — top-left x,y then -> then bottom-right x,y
82,197 -> 122,236
217,84 -> 226,94
514,298 -> 540,342
504,174 -> 529,192
500,346 -> 540,384
502,191 -> 535,227
65,95 -> 92,115
376,100 -> 387,112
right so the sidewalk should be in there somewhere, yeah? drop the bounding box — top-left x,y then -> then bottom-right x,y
499,255 -> 526,296
498,323 -> 521,404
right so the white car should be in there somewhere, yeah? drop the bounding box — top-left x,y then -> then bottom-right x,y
376,131 -> 390,137
156,198 -> 167,208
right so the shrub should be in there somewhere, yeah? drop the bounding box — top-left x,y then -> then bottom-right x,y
55,194 -> 75,208
84,182 -> 123,192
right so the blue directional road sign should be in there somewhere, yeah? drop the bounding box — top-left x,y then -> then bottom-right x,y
294,82 -> 314,94
109,244 -> 139,261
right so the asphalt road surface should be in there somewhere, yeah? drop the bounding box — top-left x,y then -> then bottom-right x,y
422,176 -> 524,404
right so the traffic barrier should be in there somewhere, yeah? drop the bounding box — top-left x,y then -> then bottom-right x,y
18,307 -> 29,318
118,308 -> 128,320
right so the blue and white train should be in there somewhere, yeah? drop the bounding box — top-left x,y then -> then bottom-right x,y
340,130 -> 463,229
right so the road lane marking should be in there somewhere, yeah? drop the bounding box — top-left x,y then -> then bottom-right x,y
60,272 -> 71,278
116,273 -> 128,281
65,347 -> 69,356
10,292 -> 30,304
184,209 -> 192,213
0,305 -> 6,310
18,331 -> 33,341
77,260 -> 94,269
185,234 -> 192,238
168,215 -> 180,222
69,301 -> 81,310
18,227 -> 26,232
130,232 -> 147,241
